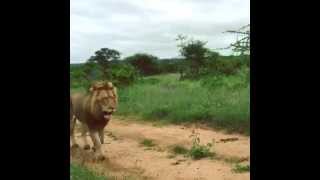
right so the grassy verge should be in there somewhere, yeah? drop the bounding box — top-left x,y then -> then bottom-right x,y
71,66 -> 249,135
70,163 -> 139,180
116,68 -> 249,135
232,164 -> 250,173
70,163 -> 108,180
140,138 -> 156,147
168,143 -> 215,160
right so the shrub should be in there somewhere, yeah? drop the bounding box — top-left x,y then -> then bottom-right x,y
188,131 -> 215,160
116,72 -> 250,135
124,53 -> 160,76
171,145 -> 189,155
109,63 -> 139,87
232,164 -> 250,173
140,139 -> 156,147
206,58 -> 242,75
70,164 -> 107,180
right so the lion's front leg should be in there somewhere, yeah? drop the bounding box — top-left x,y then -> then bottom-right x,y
70,116 -> 79,148
89,130 -> 105,161
80,123 -> 90,150
99,129 -> 104,144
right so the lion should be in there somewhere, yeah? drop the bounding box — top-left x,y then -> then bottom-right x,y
70,81 -> 118,160
70,98 -> 74,141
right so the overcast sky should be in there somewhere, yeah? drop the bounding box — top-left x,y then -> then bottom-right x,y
70,0 -> 250,63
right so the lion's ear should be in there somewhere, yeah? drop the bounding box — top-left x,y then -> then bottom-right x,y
106,82 -> 113,89
113,87 -> 118,105
89,87 -> 94,92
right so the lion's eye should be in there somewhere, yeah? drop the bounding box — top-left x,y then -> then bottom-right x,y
100,98 -> 109,102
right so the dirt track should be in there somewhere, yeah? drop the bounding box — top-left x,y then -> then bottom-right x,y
71,116 -> 250,180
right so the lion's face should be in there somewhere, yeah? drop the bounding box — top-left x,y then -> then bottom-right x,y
90,81 -> 118,121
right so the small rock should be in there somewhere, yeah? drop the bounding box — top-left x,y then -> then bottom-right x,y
220,137 -> 239,143
171,161 -> 180,165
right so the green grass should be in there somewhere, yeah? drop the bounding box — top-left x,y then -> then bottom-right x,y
116,66 -> 250,135
188,145 -> 215,160
171,145 -> 189,155
70,163 -> 139,180
220,156 -> 249,164
70,87 -> 87,94
71,66 -> 250,135
169,133 -> 216,160
70,163 -> 108,180
167,154 -> 176,159
168,144 -> 215,160
232,164 -> 250,173
140,139 -> 156,147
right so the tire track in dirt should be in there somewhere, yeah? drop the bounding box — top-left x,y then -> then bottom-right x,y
71,116 -> 250,180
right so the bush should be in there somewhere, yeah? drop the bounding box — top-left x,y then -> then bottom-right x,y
137,78 -> 160,85
70,163 -> 107,180
140,139 -> 156,147
200,66 -> 249,90
157,59 -> 180,74
116,72 -> 250,135
206,58 -> 242,75
171,145 -> 189,155
124,53 -> 160,76
188,131 -> 215,160
232,164 -> 250,173
70,62 -> 139,89
189,144 -> 214,160
109,63 -> 139,87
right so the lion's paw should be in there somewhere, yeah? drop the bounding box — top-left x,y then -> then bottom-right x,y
83,144 -> 91,150
71,144 -> 79,149
93,154 -> 106,162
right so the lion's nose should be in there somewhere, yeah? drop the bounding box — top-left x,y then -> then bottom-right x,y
104,108 -> 115,114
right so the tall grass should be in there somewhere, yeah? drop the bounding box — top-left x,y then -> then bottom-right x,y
70,163 -> 138,180
70,163 -> 108,180
116,66 -> 250,135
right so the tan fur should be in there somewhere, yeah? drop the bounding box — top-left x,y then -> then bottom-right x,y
87,81 -> 118,115
70,81 -> 118,160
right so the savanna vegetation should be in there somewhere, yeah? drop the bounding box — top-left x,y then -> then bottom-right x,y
70,26 -> 250,135
71,163 -> 108,180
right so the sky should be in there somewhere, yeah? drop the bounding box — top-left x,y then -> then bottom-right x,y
70,0 -> 250,63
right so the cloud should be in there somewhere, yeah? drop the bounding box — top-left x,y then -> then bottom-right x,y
70,0 -> 250,63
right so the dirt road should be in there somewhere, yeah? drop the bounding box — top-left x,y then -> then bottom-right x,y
71,116 -> 250,180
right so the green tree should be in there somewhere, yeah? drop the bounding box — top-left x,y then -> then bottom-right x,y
109,63 -> 139,87
88,48 -> 121,78
224,24 -> 250,55
82,62 -> 97,81
157,59 -> 180,74
124,53 -> 159,76
176,35 -> 209,78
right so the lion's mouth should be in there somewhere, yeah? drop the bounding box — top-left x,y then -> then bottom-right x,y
103,111 -> 112,120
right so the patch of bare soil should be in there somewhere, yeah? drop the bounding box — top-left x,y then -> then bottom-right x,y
71,116 -> 250,180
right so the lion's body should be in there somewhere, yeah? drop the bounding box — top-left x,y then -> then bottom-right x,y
70,98 -> 75,136
70,81 -> 118,160
71,92 -> 110,130
70,98 -> 73,121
